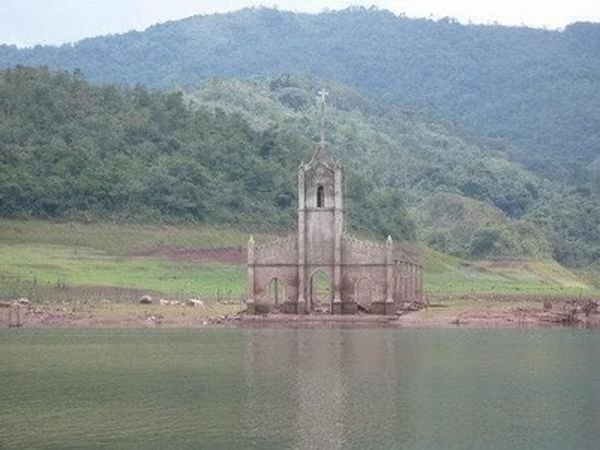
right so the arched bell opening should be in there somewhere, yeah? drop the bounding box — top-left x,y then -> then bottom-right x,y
316,185 -> 325,208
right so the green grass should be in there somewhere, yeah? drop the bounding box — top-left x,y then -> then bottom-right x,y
0,220 -> 254,302
421,246 -> 595,297
0,243 -> 245,298
0,219 -> 597,303
0,219 -> 270,254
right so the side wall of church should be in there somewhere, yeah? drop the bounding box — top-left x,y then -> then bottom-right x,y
341,234 -> 387,265
340,234 -> 424,307
254,235 -> 298,265
393,262 -> 423,303
340,235 -> 387,304
249,232 -> 424,312
252,236 -> 299,305
341,266 -> 388,304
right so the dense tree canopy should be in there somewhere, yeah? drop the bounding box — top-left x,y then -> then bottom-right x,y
186,74 -> 598,266
1,68 -> 598,266
0,67 -> 416,240
1,7 -> 598,187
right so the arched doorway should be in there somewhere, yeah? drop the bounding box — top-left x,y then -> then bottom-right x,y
310,271 -> 332,314
267,278 -> 286,310
356,277 -> 373,312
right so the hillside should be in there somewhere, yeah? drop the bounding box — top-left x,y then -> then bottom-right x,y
1,67 -> 598,266
0,67 -> 414,239
1,7 -> 599,189
0,220 -> 594,307
185,75 -> 598,266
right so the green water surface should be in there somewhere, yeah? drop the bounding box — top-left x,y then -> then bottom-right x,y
1,328 -> 599,449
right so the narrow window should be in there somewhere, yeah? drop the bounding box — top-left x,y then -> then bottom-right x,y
316,185 -> 325,208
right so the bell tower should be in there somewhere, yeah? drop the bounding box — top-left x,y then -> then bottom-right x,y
296,89 -> 344,314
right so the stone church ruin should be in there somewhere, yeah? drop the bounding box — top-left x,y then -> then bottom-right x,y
246,91 -> 423,315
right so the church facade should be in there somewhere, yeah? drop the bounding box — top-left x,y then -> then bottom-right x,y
246,135 -> 423,315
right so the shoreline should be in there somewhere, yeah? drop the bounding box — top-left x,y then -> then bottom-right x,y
2,297 -> 599,330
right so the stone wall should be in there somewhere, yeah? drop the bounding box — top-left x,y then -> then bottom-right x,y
248,235 -> 299,313
248,232 -> 423,314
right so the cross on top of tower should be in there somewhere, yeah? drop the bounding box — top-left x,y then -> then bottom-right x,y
318,88 -> 329,144
318,88 -> 329,104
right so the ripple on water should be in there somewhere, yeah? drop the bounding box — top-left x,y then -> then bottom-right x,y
0,328 -> 599,449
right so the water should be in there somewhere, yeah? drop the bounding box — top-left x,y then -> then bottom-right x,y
1,327 -> 599,449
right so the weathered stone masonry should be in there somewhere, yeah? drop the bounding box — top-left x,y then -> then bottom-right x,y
247,140 -> 423,315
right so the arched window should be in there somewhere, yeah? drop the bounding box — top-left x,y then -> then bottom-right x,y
316,185 -> 325,208
268,278 -> 286,305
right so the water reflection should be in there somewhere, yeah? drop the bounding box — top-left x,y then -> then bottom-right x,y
243,329 -> 423,449
242,328 -> 600,450
2,328 -> 598,449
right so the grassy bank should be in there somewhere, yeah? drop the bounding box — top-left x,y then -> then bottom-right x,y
422,249 -> 592,297
0,219 -> 596,305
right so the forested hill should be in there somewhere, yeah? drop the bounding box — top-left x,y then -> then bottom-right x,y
1,68 -> 598,266
0,67 -> 415,239
1,7 -> 599,187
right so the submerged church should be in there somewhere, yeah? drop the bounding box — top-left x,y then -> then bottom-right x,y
247,91 -> 423,315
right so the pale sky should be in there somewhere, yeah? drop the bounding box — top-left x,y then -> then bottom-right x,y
1,0 -> 600,47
